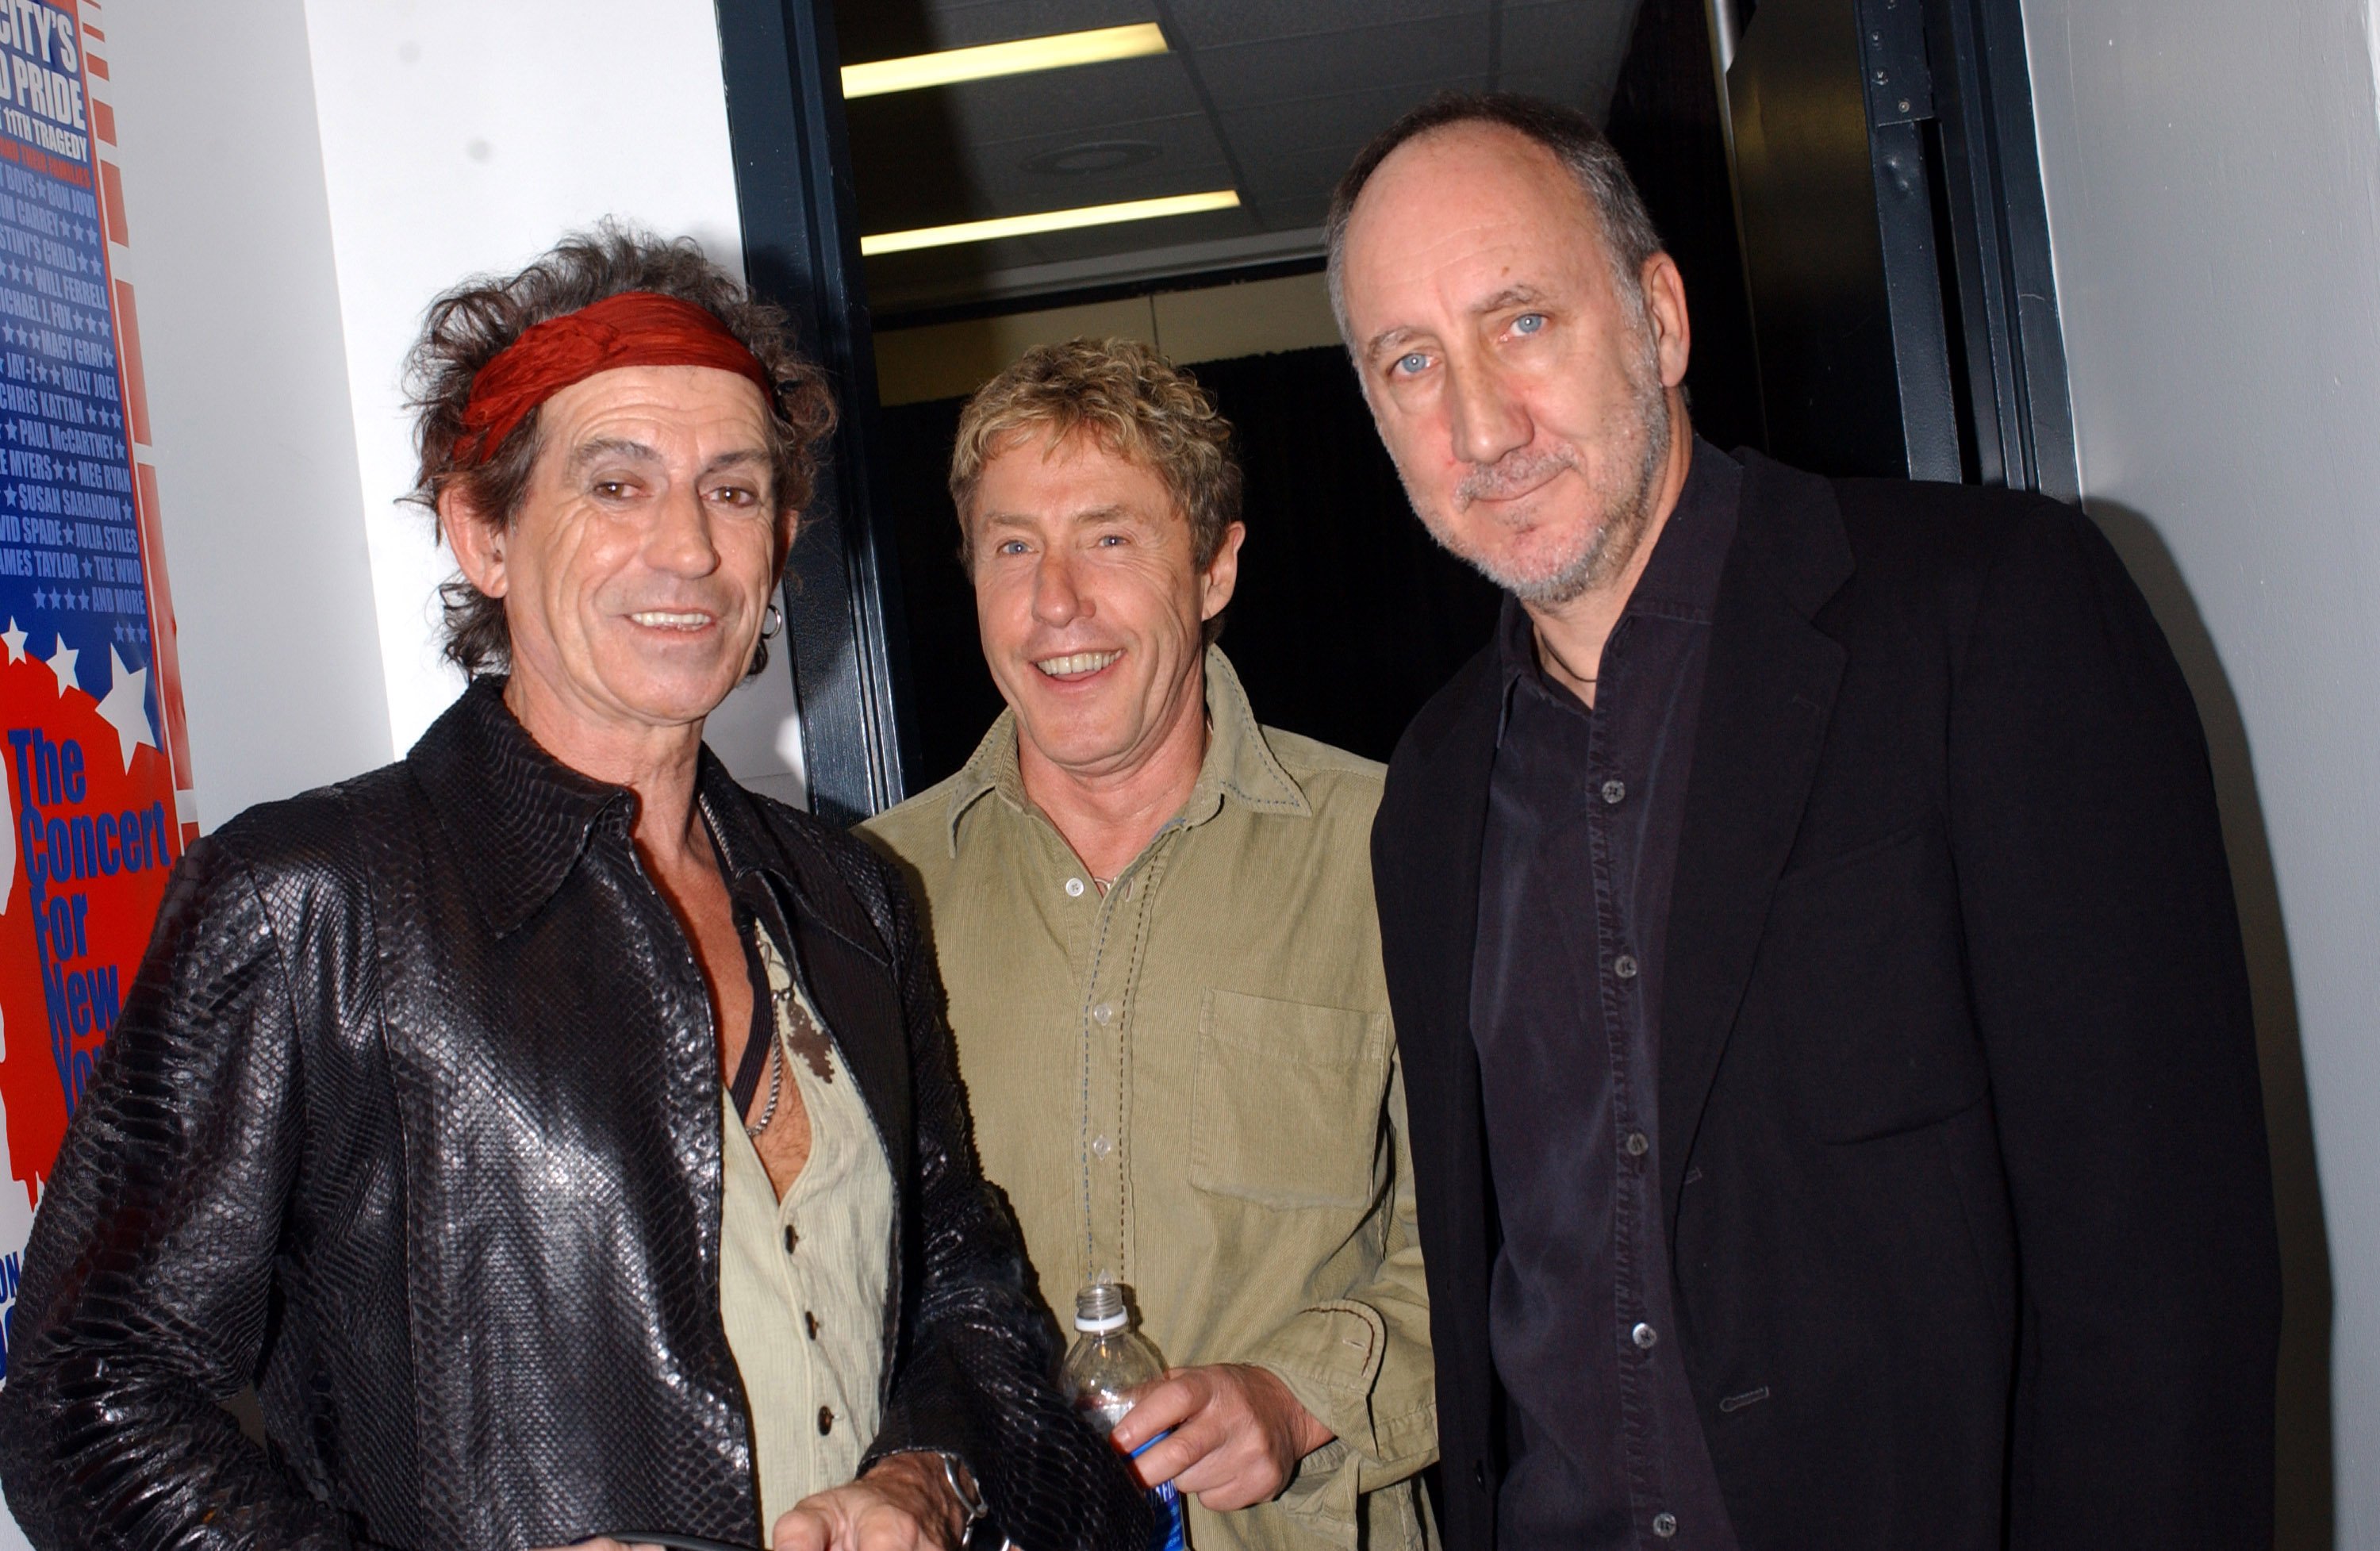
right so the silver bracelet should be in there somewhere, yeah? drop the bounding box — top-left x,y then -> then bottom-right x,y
938,1451 -> 988,1535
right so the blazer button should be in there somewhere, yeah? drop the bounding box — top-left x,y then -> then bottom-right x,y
1472,1460 -> 1488,1491
818,1406 -> 835,1436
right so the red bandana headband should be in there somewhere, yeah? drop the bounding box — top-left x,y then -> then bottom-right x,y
455,291 -> 776,466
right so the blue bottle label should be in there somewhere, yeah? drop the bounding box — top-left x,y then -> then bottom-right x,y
1127,1432 -> 1188,1551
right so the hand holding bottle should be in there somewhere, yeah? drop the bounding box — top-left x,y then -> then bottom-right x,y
1107,1364 -> 1334,1513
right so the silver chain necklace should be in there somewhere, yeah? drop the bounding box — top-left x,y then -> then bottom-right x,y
744,1039 -> 781,1138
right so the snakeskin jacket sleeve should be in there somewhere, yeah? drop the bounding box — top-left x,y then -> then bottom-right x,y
0,679 -> 1149,1551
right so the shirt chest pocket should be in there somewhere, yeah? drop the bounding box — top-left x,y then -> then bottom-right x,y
1188,989 -> 1392,1211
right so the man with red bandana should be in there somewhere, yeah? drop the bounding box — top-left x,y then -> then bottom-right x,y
0,230 -> 1150,1551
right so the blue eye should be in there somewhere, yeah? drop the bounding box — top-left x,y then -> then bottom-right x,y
1512,313 -> 1546,336
1395,351 -> 1430,376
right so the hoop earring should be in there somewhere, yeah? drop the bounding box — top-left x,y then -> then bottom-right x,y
761,601 -> 785,641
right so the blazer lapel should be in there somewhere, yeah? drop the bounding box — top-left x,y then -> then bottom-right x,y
1658,455 -> 1852,1223
1375,646 -> 1509,1441
1381,649 -> 1502,1152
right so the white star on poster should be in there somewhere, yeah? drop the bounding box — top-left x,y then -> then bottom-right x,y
95,647 -> 154,770
44,633 -> 77,695
2,616 -> 25,662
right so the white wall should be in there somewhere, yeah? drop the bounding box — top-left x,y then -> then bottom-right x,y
99,0 -> 807,826
104,0 -> 392,826
2025,0 -> 2380,1542
301,0 -> 805,805
1,8 -> 802,1541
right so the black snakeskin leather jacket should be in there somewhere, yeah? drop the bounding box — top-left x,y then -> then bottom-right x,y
0,679 -> 1150,1551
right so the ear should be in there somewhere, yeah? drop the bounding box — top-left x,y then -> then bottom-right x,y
1199,520 -> 1247,622
1641,251 -> 1692,390
439,487 -> 509,601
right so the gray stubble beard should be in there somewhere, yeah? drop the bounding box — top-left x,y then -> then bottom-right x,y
1401,329 -> 1675,608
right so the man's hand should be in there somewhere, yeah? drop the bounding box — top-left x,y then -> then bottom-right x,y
1107,1363 -> 1334,1512
772,1452 -> 969,1551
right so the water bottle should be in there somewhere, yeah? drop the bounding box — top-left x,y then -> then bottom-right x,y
1062,1284 -> 1188,1551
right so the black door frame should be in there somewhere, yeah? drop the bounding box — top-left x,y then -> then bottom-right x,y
714,0 -> 917,823
1715,0 -> 2079,497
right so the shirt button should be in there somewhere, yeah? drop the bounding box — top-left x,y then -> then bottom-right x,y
1624,1131 -> 1649,1157
817,1406 -> 835,1436
1091,1002 -> 1115,1025
1065,877 -> 1087,898
1653,1511 -> 1678,1538
783,1225 -> 797,1255
1091,1133 -> 1113,1158
1633,1322 -> 1659,1349
804,1311 -> 820,1340
1614,954 -> 1640,980
1601,778 -> 1627,804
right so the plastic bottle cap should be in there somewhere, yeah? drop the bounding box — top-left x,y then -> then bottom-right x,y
1074,1283 -> 1130,1332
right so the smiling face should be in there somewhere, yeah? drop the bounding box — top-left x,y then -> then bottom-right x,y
966,428 -> 1242,785
443,363 -> 781,764
1338,121 -> 1690,605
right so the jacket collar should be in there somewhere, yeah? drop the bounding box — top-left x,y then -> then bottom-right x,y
938,644 -> 1311,854
407,677 -> 827,944
408,678 -> 637,939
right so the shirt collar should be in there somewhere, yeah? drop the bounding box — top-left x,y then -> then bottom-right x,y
940,643 -> 1311,854
1493,436 -> 1743,741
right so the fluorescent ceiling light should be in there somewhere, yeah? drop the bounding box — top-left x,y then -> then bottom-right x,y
842,23 -> 1169,98
861,190 -> 1242,256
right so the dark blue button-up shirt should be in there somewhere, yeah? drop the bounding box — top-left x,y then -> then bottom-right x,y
1471,439 -> 1743,1549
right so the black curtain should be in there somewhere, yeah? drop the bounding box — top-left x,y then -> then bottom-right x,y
873,344 -> 1502,790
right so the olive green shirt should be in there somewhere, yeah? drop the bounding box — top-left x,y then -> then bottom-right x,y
863,649 -> 1436,1551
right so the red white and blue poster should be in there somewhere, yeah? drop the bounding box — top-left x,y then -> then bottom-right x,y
0,0 -> 193,1430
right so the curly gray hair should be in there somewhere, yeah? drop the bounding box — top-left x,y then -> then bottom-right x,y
403,223 -> 837,677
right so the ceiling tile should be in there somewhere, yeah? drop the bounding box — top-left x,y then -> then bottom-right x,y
1158,0 -> 1483,51
841,0 -> 1157,63
846,1 -> 1648,313
1497,0 -> 1639,111
847,56 -> 1217,228
1195,17 -> 1488,111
